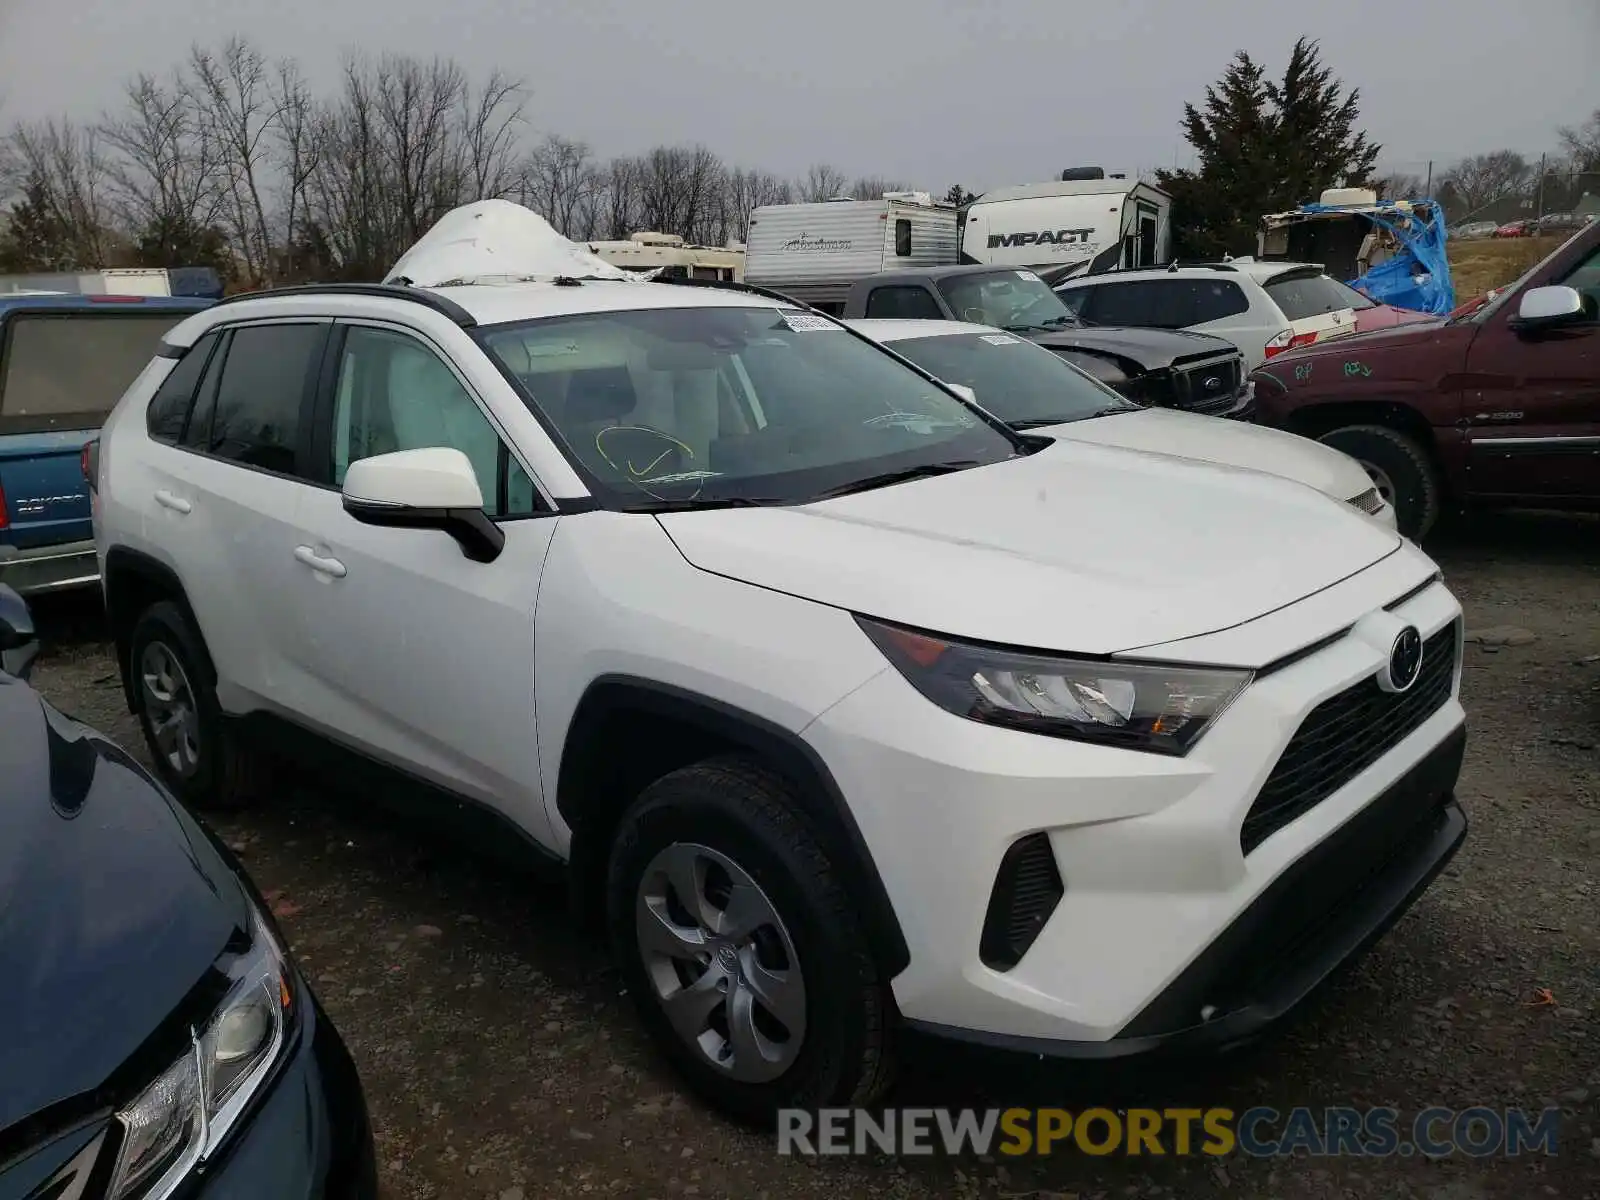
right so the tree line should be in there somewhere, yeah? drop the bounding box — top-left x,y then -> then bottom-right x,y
0,38 -> 921,286
2,34 -> 1594,283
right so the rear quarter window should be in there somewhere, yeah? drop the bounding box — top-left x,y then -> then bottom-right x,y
1264,273 -> 1370,321
0,311 -> 188,433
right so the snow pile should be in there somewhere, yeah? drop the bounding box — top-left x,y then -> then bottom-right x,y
385,199 -> 641,287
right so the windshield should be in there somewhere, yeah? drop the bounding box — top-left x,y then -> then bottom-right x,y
936,270 -> 1080,333
478,303 -> 1020,508
886,332 -> 1137,428
1264,271 -> 1375,319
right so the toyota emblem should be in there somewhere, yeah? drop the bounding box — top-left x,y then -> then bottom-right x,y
1385,626 -> 1423,692
1203,376 -> 1222,391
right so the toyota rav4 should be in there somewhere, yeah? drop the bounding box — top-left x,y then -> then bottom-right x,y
91,202 -> 1469,1125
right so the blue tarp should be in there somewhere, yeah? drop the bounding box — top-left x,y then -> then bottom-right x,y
1295,200 -> 1456,316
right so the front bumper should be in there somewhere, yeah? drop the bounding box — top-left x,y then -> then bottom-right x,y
805,572 -> 1465,1046
908,729 -> 1465,1059
0,538 -> 99,595
194,988 -> 377,1198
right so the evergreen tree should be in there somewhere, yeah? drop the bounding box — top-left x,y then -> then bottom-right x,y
1157,38 -> 1379,258
0,174 -> 78,271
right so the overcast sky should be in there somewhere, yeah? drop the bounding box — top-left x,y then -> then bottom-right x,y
0,0 -> 1593,192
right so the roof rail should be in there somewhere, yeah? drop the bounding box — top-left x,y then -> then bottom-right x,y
209,282 -> 478,328
653,275 -> 816,310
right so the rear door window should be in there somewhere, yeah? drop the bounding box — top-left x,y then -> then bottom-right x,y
0,310 -> 190,434
1082,281 -> 1159,326
1186,280 -> 1250,324
205,322 -> 327,477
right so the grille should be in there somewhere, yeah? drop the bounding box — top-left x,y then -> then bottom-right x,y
979,833 -> 1065,970
1240,622 -> 1458,854
1348,488 -> 1386,514
1172,354 -> 1244,415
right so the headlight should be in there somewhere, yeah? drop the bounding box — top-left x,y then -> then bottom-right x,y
106,908 -> 293,1200
857,616 -> 1251,756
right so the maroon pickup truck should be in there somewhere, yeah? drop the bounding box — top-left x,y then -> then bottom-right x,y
1249,222 -> 1600,537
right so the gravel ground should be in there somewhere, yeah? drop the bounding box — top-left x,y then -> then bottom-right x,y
24,511 -> 1600,1200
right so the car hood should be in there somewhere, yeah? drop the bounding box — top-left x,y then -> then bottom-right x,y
1043,408 -> 1373,502
658,440 -> 1400,657
0,678 -> 250,1134
1026,325 -> 1234,369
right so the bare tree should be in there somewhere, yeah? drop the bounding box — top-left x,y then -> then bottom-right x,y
1558,108 -> 1600,172
1373,171 -> 1424,201
848,176 -> 912,200
3,119 -> 116,267
459,68 -> 529,201
190,37 -> 279,284
1438,151 -> 1533,219
798,162 -> 847,202
596,156 -> 641,240
5,119 -> 115,263
520,134 -> 600,236
100,71 -> 227,265
721,167 -> 789,243
270,60 -> 322,279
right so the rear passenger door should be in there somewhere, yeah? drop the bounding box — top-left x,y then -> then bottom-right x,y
286,321 -> 559,840
140,320 -> 330,713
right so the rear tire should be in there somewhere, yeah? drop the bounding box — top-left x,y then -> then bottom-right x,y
128,601 -> 258,810
1317,424 -> 1441,539
606,755 -> 896,1127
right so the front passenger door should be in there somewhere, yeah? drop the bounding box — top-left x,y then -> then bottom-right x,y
287,321 -> 558,841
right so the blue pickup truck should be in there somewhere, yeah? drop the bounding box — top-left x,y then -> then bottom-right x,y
0,294 -> 214,594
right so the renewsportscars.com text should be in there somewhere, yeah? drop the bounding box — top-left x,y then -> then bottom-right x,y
776,1106 -> 1561,1159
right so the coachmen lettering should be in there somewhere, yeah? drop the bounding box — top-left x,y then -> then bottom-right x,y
987,228 -> 1096,249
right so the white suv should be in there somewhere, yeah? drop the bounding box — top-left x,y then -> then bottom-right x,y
91,206 -> 1468,1125
1056,260 -> 1380,368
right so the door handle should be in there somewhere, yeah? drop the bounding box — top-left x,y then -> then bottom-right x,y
293,545 -> 347,578
153,489 -> 192,515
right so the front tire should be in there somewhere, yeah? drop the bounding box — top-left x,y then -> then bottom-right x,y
606,756 -> 896,1126
128,601 -> 256,810
1317,424 -> 1441,539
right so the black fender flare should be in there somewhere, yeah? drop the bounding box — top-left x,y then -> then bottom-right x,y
102,547 -> 215,711
558,675 -> 911,979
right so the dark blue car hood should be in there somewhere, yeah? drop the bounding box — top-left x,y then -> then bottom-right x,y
0,675 -> 249,1135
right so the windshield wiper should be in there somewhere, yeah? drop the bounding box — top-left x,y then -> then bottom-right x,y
620,496 -> 786,512
1010,406 -> 1135,430
813,460 -> 982,500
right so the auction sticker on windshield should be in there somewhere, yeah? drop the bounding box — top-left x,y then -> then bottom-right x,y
980,334 -> 1022,345
780,311 -> 842,332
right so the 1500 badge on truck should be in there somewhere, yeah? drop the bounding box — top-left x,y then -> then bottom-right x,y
1249,222 -> 1600,538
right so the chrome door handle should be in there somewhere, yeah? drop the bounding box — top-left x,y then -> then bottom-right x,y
154,489 -> 192,514
293,545 -> 347,578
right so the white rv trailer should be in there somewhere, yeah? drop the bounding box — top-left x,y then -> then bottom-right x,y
742,193 -> 958,312
585,231 -> 745,281
962,171 -> 1172,282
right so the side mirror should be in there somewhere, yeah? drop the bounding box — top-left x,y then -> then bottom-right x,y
1510,285 -> 1586,331
0,583 -> 40,681
341,448 -> 505,564
945,382 -> 979,405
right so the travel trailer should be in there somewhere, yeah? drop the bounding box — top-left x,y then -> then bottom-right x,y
961,169 -> 1173,281
742,193 -> 958,312
585,231 -> 745,281
0,266 -> 224,299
